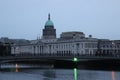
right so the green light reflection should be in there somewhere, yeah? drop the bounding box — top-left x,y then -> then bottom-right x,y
74,68 -> 77,80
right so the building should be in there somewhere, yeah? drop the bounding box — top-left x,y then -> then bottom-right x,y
96,39 -> 120,56
11,14 -> 120,56
42,13 -> 56,39
0,37 -> 30,56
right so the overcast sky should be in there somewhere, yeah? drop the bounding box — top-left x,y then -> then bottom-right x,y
0,0 -> 120,40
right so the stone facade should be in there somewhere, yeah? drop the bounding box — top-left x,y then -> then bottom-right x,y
96,39 -> 120,56
11,38 -> 98,55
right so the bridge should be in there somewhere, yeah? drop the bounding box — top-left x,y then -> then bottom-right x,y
0,54 -> 120,61
0,54 -> 120,70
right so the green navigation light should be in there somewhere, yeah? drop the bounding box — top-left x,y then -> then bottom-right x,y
74,68 -> 77,80
73,57 -> 78,62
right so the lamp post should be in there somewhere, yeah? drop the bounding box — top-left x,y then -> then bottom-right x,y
73,57 -> 78,80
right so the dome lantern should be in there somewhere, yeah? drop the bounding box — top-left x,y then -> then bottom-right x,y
45,13 -> 54,27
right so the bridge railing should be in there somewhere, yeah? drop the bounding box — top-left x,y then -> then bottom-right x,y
8,52 -> 120,58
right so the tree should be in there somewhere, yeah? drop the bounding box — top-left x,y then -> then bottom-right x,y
0,43 -> 11,56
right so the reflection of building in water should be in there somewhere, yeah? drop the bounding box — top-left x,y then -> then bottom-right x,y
9,14 -> 120,56
43,69 -> 56,78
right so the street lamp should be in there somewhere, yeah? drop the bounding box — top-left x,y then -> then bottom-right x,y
73,57 -> 78,80
73,57 -> 78,62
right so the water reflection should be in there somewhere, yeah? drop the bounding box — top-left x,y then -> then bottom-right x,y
43,69 -> 56,80
74,68 -> 77,80
15,63 -> 19,72
0,63 -> 120,80
112,71 -> 115,80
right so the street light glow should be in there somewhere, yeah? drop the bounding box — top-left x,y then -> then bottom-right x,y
74,57 -> 78,62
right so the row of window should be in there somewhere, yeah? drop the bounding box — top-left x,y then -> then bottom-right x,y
85,43 -> 97,48
47,42 -> 97,50
101,44 -> 120,48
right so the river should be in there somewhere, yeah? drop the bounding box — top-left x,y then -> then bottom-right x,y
0,63 -> 120,80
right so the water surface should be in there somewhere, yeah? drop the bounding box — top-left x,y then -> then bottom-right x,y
0,63 -> 120,80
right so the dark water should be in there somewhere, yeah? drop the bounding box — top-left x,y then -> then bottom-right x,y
0,63 -> 120,80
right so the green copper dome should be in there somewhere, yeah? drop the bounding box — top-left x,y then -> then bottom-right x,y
45,13 -> 54,26
45,20 -> 54,26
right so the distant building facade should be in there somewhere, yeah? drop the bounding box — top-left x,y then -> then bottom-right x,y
10,14 -> 120,56
96,39 -> 120,56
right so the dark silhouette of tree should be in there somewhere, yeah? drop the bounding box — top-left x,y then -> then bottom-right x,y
0,42 -> 11,56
